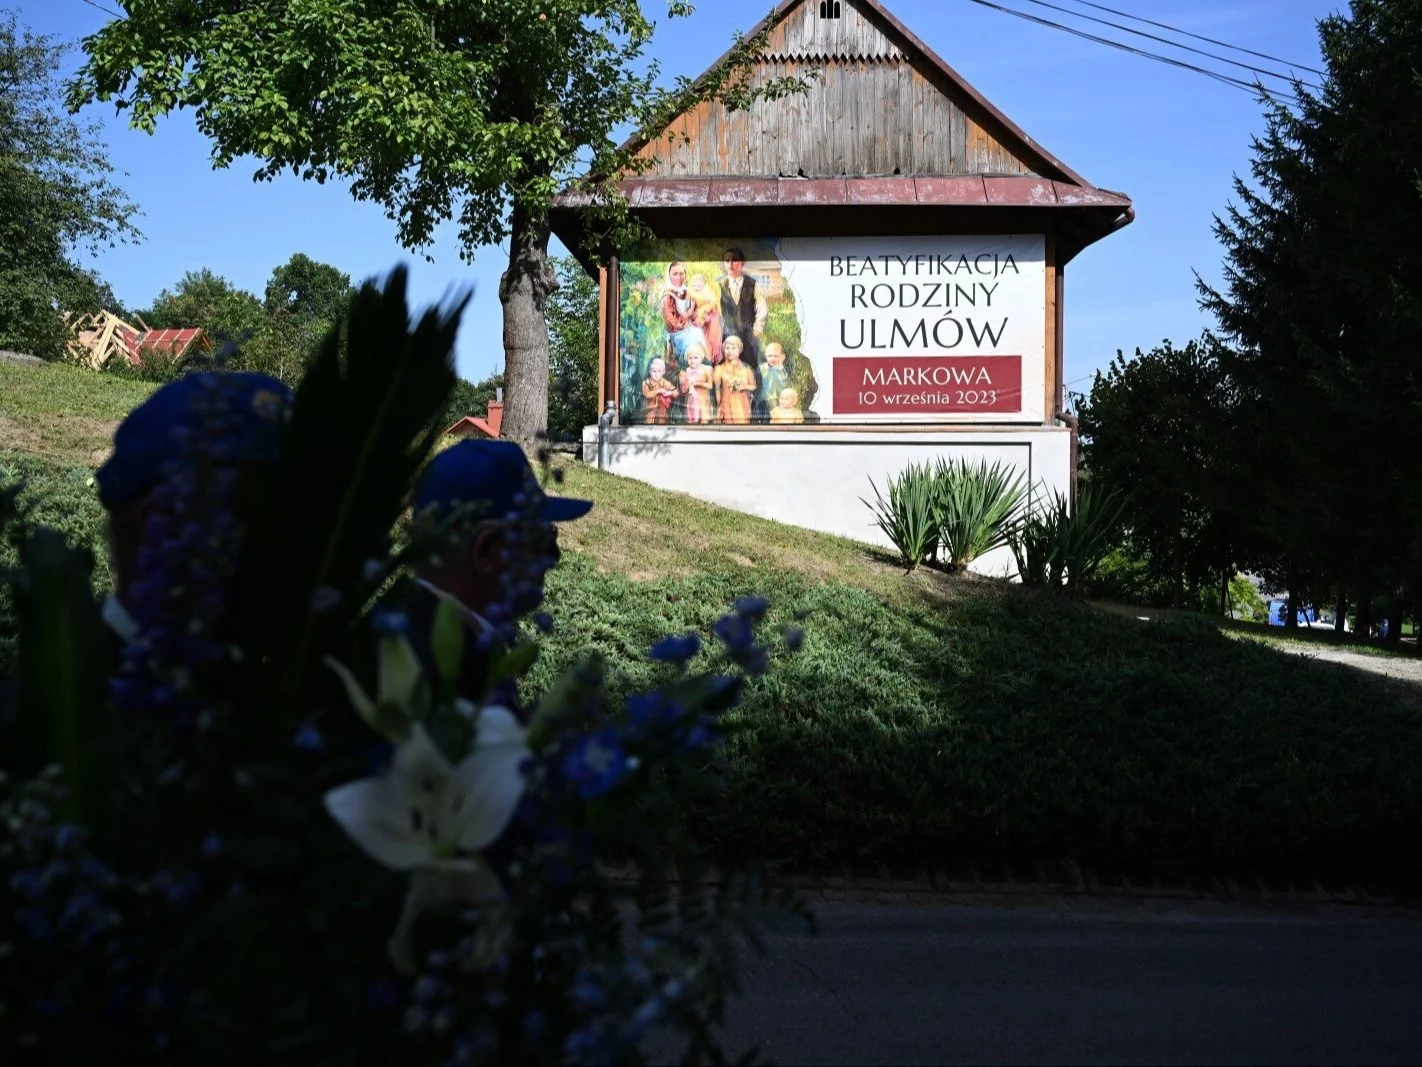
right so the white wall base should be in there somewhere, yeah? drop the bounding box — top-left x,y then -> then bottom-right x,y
580,424 -> 1073,578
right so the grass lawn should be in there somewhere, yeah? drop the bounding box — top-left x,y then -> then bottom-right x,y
0,360 -> 155,466
5,361 -> 1422,887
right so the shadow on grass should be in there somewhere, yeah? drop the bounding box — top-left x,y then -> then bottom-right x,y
536,565 -> 1422,890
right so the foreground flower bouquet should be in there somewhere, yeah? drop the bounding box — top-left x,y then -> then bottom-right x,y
0,272 -> 812,1065
320,590 -> 809,1065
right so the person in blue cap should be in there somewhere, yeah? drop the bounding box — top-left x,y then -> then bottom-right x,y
402,438 -> 592,706
95,371 -> 292,642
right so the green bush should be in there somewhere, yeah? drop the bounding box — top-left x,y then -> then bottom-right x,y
0,452 -> 110,675
101,348 -> 190,384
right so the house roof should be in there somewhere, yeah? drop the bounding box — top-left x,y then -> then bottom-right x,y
121,327 -> 206,361
613,0 -> 1092,188
549,0 -> 1132,266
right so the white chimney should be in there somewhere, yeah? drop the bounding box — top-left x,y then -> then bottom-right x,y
495,387 -> 504,404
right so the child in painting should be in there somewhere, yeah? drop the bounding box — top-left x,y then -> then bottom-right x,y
713,335 -> 756,425
770,386 -> 805,424
688,272 -> 723,361
758,342 -> 790,417
640,357 -> 678,425
679,343 -> 714,425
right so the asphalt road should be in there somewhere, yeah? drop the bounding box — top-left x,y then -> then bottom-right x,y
681,896 -> 1422,1066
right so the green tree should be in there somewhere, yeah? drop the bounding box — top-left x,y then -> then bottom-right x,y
236,254 -> 354,385
137,267 -> 264,342
69,0 -> 800,446
545,257 -> 599,443
0,12 -> 139,360
1198,0 -> 1422,641
1075,337 -> 1242,611
263,253 -> 353,324
442,371 -> 504,431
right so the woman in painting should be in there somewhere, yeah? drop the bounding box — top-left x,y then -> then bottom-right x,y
713,335 -> 756,425
660,261 -> 707,374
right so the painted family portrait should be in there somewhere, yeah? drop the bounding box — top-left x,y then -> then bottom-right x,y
618,240 -> 821,426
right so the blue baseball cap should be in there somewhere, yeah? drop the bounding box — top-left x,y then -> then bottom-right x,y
96,372 -> 292,509
414,439 -> 593,523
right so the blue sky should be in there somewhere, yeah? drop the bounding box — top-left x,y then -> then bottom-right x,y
14,0 -> 1337,391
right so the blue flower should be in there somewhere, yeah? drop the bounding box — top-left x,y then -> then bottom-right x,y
293,724 -> 324,752
571,970 -> 608,1011
200,833 -> 224,860
565,1025 -> 618,1067
711,613 -> 753,653
309,586 -> 343,613
684,718 -> 718,751
734,595 -> 770,620
784,626 -> 805,652
534,612 -> 555,633
54,824 -> 86,852
9,870 -> 42,900
561,729 -> 634,800
738,645 -> 770,676
648,632 -> 701,664
372,609 -> 409,637
522,1010 -> 547,1042
626,693 -> 685,733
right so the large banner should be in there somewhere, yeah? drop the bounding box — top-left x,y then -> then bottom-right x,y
617,235 -> 1045,426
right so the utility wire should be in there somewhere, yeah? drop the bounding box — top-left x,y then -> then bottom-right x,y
76,0 -> 124,18
1052,0 -> 1326,76
1017,0 -> 1323,91
965,0 -> 1305,106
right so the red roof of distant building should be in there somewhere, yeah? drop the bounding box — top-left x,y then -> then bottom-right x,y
117,327 -> 207,362
446,400 -> 504,440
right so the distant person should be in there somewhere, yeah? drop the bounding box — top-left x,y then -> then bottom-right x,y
402,439 -> 592,706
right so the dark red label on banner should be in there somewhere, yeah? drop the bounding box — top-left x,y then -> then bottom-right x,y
832,356 -> 1023,415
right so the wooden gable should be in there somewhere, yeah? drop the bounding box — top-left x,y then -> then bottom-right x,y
631,0 -> 1064,181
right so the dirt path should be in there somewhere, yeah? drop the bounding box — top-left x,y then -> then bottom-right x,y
1271,642 -> 1422,701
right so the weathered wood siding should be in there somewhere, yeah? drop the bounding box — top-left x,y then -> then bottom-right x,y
634,0 -> 1037,178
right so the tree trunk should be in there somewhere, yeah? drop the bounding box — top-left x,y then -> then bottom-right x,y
498,202 -> 557,449
1355,584 -> 1373,643
1220,566 -> 1230,619
1334,591 -> 1347,634
1384,595 -> 1404,646
1283,569 -> 1298,630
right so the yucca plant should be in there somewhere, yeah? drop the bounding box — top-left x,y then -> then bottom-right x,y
1009,482 -> 1128,593
1007,491 -> 1068,588
932,457 -> 1027,570
1060,481 -> 1128,593
863,461 -> 939,570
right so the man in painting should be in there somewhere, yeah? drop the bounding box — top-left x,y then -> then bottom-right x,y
718,247 -> 767,386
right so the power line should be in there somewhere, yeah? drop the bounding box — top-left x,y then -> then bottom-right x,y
1053,0 -> 1326,77
1017,0 -> 1323,91
76,0 -> 125,17
964,0 -> 1304,106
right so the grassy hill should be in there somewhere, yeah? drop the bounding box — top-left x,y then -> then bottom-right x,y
4,359 -> 1422,888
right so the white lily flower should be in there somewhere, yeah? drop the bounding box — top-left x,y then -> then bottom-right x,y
323,706 -> 531,973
